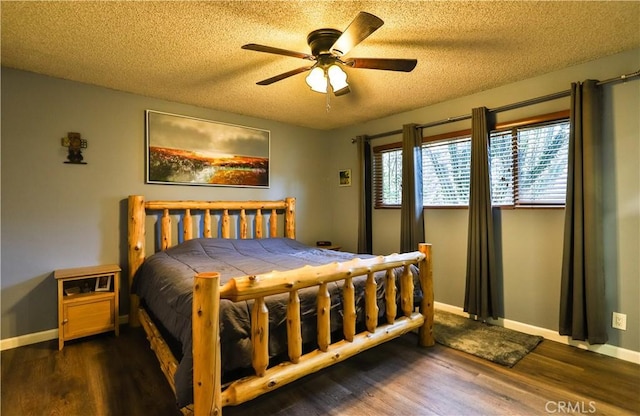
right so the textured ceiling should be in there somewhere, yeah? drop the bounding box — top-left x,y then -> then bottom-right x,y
2,1 -> 639,130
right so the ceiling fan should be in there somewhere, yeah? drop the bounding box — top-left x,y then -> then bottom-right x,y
242,11 -> 417,96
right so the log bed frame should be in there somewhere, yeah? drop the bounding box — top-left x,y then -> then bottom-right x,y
127,195 -> 434,416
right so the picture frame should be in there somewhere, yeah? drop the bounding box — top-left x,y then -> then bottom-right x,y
95,275 -> 111,292
145,110 -> 270,187
339,169 -> 352,187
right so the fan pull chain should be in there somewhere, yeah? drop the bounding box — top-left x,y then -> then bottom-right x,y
326,76 -> 331,112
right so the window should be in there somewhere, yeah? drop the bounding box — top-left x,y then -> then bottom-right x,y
373,113 -> 570,208
422,136 -> 471,206
376,149 -> 403,206
488,130 -> 514,205
514,121 -> 570,204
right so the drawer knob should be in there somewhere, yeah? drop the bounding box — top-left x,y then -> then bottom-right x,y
62,319 -> 68,324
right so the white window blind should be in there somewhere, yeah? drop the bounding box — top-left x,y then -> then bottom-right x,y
374,149 -> 403,206
489,131 -> 515,206
373,116 -> 570,208
422,137 -> 470,206
514,121 -> 570,204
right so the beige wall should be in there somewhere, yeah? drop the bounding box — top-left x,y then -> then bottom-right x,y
327,49 -> 640,352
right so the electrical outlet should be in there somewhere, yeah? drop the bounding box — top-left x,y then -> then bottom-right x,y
612,312 -> 627,331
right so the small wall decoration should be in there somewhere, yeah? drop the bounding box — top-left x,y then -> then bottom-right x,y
61,132 -> 87,164
339,169 -> 352,186
145,110 -> 270,187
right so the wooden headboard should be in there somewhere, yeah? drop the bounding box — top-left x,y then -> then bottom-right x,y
126,195 -> 296,326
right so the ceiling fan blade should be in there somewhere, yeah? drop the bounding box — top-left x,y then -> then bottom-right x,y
242,44 -> 315,61
345,58 -> 417,72
330,11 -> 384,56
256,66 -> 312,85
334,86 -> 351,96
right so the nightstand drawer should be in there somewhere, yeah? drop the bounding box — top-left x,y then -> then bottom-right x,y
62,296 -> 115,340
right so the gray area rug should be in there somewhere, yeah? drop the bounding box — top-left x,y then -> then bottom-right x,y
434,309 -> 544,367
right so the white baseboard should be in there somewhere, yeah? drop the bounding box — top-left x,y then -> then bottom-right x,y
4,309 -> 639,364
0,315 -> 130,351
0,328 -> 58,351
434,302 -> 640,365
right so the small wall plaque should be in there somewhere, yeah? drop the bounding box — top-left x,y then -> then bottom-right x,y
339,169 -> 351,186
61,132 -> 87,164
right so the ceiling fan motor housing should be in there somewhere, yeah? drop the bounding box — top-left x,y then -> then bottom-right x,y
307,28 -> 343,56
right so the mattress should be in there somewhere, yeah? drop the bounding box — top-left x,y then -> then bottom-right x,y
133,237 -> 421,407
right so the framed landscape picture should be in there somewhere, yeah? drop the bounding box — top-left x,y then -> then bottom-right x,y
145,110 -> 270,187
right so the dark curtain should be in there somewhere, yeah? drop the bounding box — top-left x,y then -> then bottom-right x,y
400,124 -> 425,252
356,135 -> 372,254
464,107 -> 498,320
559,80 -> 607,344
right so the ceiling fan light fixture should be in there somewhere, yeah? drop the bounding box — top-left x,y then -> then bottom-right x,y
306,67 -> 328,93
328,64 -> 349,94
306,64 -> 349,95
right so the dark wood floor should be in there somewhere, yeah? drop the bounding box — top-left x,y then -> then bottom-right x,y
2,326 -> 638,415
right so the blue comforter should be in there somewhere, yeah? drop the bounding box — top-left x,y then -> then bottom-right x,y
133,238 -> 421,407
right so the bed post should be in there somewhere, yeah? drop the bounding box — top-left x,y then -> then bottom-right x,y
128,195 -> 146,327
193,272 -> 222,416
418,243 -> 434,347
285,197 -> 295,239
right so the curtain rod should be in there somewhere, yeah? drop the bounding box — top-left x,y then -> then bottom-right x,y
358,68 -> 640,142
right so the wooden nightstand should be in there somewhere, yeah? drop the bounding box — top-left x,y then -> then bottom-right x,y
54,264 -> 121,350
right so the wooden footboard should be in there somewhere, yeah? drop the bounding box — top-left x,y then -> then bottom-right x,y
192,245 -> 433,416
